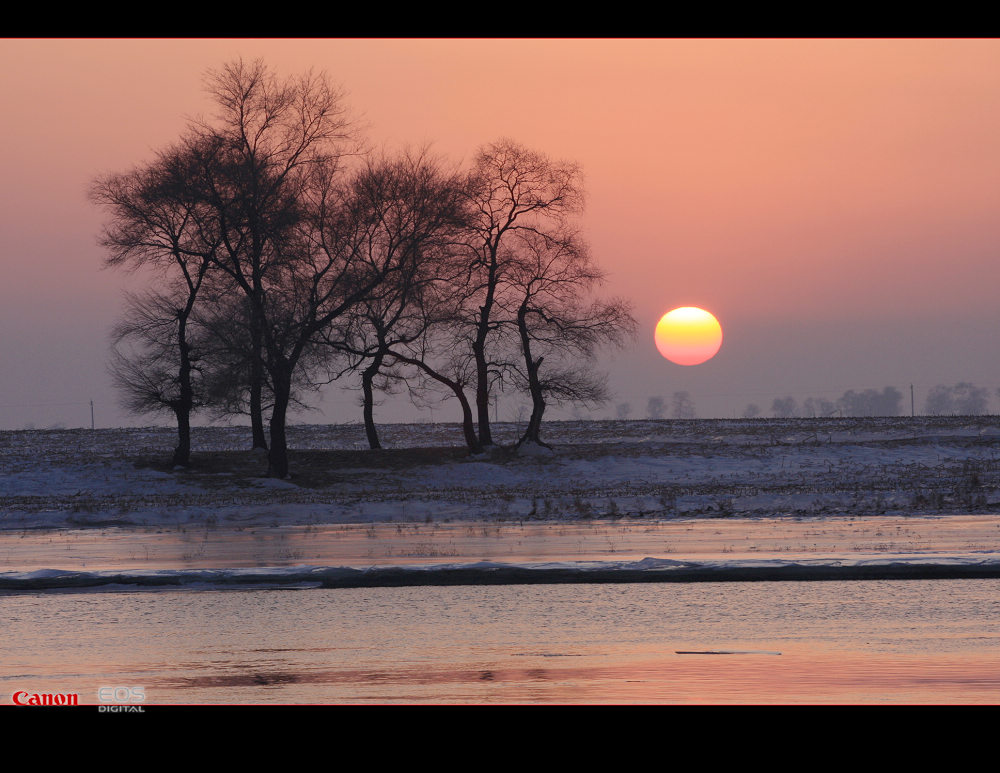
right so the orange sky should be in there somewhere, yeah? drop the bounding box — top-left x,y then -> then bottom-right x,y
2,39 -> 1000,427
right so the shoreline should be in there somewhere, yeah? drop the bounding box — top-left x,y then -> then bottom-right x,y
3,417 -> 1000,532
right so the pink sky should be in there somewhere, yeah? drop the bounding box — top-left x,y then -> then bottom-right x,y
2,39 -> 999,428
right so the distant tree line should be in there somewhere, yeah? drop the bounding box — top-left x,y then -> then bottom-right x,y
741,382 -> 994,419
599,381 -> 997,423
92,60 -> 636,476
765,388 -> 905,419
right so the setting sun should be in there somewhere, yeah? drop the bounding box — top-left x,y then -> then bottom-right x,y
654,307 -> 723,366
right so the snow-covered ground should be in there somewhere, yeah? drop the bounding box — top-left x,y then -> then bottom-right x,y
2,417 -> 1000,531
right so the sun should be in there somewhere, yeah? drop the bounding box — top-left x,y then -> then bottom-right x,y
654,307 -> 723,366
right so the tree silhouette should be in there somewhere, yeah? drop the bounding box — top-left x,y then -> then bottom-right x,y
92,142 -> 220,466
802,396 -> 837,417
322,150 -> 468,449
926,382 -> 989,415
108,291 -> 210,466
95,61 -> 636,471
462,139 -> 585,447
180,60 -> 364,477
772,396 -> 798,418
503,228 -> 635,447
671,391 -> 695,420
836,387 -> 902,417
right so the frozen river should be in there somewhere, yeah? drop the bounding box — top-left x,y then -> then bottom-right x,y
4,514 -> 1000,573
5,578 -> 1000,704
3,515 -> 1000,704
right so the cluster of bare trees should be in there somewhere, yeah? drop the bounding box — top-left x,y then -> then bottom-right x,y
92,60 -> 636,476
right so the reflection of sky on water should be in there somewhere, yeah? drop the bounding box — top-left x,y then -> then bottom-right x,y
3,579 -> 999,704
3,516 -> 1000,573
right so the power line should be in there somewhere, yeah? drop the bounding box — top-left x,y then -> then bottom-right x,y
0,401 -> 92,408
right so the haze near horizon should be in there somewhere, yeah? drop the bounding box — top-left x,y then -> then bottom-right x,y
2,39 -> 999,430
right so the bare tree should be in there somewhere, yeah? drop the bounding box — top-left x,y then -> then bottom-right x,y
189,289 -> 258,422
802,396 -> 837,417
742,403 -> 761,419
389,348 -> 481,452
109,292 -> 211,466
951,383 -> 988,415
671,391 -> 695,420
185,59 -> 357,464
92,143 -> 219,466
340,140 -> 596,455
502,229 -> 635,447
462,138 -> 585,448
321,150 -> 469,449
192,287 -> 325,429
837,387 -> 902,417
772,396 -> 798,418
926,382 -> 989,415
925,385 -> 951,416
176,60 -> 390,477
379,261 -> 484,453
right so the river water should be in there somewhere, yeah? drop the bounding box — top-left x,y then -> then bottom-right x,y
3,516 -> 1000,704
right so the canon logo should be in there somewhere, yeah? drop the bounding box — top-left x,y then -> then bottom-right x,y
12,691 -> 79,706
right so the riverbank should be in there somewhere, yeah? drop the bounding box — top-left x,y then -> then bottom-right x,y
3,417 -> 1000,531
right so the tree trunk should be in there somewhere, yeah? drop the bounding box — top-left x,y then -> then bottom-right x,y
245,276 -> 268,450
474,276 -> 496,447
267,362 -> 292,478
457,388 -> 481,453
517,309 -> 548,448
249,322 -> 268,450
388,352 -> 481,453
172,314 -> 194,467
250,380 -> 267,449
361,352 -> 384,450
173,405 -> 192,467
473,338 -> 493,447
520,391 -> 547,447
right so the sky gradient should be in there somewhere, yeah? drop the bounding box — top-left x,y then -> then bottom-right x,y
3,38 -> 999,429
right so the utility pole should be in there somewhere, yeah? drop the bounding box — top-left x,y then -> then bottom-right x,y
90,400 -> 95,430
910,385 -> 914,417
